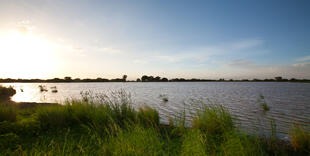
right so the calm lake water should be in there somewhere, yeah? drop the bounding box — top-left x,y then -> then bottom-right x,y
1,82 -> 310,139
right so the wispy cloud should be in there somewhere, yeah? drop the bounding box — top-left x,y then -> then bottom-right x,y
296,55 -> 310,62
133,59 -> 148,64
292,62 -> 310,67
101,47 -> 121,54
231,39 -> 264,49
227,59 -> 259,69
152,39 -> 264,64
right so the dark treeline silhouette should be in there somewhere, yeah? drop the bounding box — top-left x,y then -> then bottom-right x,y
139,75 -> 169,82
0,76 -> 309,83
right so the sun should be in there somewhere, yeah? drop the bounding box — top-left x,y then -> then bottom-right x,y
0,29 -> 56,78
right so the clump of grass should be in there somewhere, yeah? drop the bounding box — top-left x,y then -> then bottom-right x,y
138,106 -> 160,127
36,105 -> 74,129
0,86 -> 16,101
159,94 -> 168,102
36,90 -> 139,130
258,94 -> 270,111
261,102 -> 270,111
38,85 -> 48,92
289,125 -> 310,153
51,86 -> 58,93
220,131 -> 265,156
192,104 -> 233,137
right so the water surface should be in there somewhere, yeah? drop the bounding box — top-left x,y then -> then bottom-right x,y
2,82 -> 310,139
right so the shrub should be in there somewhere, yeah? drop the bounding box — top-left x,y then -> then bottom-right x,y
0,86 -> 16,101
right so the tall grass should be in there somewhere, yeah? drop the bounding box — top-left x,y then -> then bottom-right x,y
192,104 -> 233,137
289,125 -> 310,153
106,126 -> 164,156
0,105 -> 17,122
180,129 -> 206,156
138,106 -> 160,127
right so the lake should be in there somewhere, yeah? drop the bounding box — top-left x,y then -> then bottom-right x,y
1,82 -> 310,139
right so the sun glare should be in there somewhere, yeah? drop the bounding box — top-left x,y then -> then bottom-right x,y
0,29 -> 56,78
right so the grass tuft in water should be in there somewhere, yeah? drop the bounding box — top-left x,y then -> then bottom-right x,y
258,94 -> 270,111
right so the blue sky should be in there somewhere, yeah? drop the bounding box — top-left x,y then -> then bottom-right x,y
0,0 -> 309,79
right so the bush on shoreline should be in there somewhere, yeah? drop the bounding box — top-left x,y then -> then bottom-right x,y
0,90 -> 308,155
0,86 -> 16,101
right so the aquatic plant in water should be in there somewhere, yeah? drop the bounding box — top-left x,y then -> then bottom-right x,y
258,94 -> 270,111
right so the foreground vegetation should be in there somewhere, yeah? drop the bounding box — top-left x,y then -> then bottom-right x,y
0,86 -> 309,155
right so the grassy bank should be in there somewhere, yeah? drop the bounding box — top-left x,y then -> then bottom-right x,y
0,89 -> 309,155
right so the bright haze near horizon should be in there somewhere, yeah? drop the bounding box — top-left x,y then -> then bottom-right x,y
0,0 -> 310,80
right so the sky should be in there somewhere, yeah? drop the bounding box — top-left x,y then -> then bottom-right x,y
0,0 -> 310,80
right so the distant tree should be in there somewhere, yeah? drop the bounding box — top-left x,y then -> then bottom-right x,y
155,76 -> 161,81
141,75 -> 148,82
74,78 -> 81,82
149,76 -> 154,81
253,79 -> 261,81
136,78 -> 141,82
161,78 -> 168,82
275,76 -> 282,81
64,77 -> 72,82
122,75 -> 127,82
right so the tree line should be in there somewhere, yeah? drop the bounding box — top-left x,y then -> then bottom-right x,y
0,76 -> 309,83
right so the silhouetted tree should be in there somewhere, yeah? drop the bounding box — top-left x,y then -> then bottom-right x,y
141,75 -> 148,82
136,78 -> 141,82
154,76 -> 161,81
161,78 -> 168,82
65,76 -> 72,81
275,76 -> 282,81
122,75 -> 127,82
